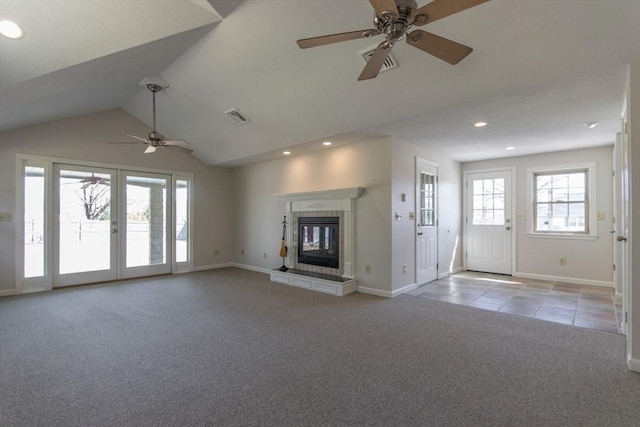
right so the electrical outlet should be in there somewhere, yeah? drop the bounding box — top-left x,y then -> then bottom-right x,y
214,249 -> 220,256
409,212 -> 415,220
403,264 -> 408,274
365,265 -> 371,274
559,257 -> 566,266
0,212 -> 12,222
597,212 -> 605,221
517,213 -> 526,221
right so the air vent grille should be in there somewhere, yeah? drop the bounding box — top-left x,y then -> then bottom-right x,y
360,47 -> 398,73
225,108 -> 250,124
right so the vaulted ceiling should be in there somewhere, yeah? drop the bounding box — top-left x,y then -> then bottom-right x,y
1,0 -> 639,167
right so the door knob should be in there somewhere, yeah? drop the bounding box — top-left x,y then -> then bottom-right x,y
617,235 -> 627,242
417,232 -> 423,236
111,228 -> 118,234
506,226 -> 511,230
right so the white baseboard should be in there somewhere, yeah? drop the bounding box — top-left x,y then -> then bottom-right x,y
438,266 -> 464,280
628,357 -> 640,372
357,286 -> 392,298
192,262 -> 233,271
514,272 -> 613,288
231,263 -> 273,275
0,289 -> 17,297
392,282 -> 417,297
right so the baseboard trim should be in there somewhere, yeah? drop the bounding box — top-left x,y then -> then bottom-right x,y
393,283 -> 417,297
231,263 -> 273,275
438,266 -> 464,280
514,272 -> 613,288
192,262 -> 234,271
357,286 -> 392,298
628,357 -> 640,372
0,289 -> 17,297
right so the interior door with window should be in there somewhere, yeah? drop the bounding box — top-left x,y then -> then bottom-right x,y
466,170 -> 513,275
53,165 -> 118,287
416,158 -> 438,285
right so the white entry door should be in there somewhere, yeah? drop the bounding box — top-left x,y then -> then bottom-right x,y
465,170 -> 513,275
416,158 -> 438,285
616,106 -> 630,336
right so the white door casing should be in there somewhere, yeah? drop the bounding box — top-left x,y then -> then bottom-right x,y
416,158 -> 438,285
465,169 -> 514,275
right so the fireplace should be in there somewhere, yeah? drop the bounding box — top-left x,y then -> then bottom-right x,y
297,216 -> 340,268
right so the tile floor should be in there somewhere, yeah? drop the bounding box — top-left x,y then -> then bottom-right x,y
405,271 -> 622,334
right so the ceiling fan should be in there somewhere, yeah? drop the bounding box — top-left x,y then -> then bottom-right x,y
296,0 -> 489,81
109,83 -> 193,154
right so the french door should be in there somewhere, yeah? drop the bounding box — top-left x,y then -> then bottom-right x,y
53,165 -> 171,287
465,169 -> 513,275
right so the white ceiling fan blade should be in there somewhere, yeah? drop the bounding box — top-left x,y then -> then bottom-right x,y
168,145 -> 194,154
163,139 -> 190,146
144,145 -> 157,154
126,134 -> 149,143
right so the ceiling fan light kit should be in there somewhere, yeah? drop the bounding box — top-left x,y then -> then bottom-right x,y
297,0 -> 489,80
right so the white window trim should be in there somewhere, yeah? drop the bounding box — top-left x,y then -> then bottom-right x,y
526,162 -> 597,240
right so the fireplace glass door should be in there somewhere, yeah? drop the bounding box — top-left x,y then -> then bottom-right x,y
298,217 -> 339,268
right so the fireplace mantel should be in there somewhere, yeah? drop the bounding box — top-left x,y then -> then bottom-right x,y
276,187 -> 364,202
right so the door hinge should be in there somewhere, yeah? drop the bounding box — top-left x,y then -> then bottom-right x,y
437,263 -> 439,270
465,181 -> 468,188
465,252 -> 468,258
436,219 -> 439,226
613,264 -> 616,271
625,121 -> 628,134
612,170 -> 615,177
625,311 -> 628,323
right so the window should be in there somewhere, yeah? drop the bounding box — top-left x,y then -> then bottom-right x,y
528,162 -> 596,238
472,178 -> 505,225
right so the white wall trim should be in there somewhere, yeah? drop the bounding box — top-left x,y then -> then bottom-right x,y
0,289 -> 17,297
231,263 -> 272,275
357,286 -> 392,298
439,266 -> 464,280
514,272 -> 613,288
628,357 -> 640,373
192,262 -> 234,271
397,282 -> 418,294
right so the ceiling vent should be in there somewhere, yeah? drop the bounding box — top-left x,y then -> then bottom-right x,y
360,47 -> 398,74
225,108 -> 250,125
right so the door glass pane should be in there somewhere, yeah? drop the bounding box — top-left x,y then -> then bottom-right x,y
126,176 -> 167,267
176,179 -> 189,263
58,170 -> 111,274
420,172 -> 435,226
472,178 -> 505,225
24,166 -> 45,278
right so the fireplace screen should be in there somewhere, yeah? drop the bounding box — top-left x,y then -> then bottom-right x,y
298,217 -> 339,268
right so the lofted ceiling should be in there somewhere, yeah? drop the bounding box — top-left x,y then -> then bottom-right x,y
1,0 -> 639,166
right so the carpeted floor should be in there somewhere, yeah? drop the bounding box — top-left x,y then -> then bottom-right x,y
1,268 -> 639,426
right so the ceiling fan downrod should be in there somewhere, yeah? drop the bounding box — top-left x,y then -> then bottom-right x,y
146,83 -> 163,143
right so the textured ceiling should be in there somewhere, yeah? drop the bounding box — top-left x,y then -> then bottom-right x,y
2,0 -> 639,165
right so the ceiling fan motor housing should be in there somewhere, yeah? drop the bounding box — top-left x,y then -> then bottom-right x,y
375,0 -> 418,42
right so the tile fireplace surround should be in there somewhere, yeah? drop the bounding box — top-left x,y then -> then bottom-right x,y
270,187 -> 364,296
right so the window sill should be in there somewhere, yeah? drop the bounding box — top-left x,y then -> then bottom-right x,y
526,232 -> 598,241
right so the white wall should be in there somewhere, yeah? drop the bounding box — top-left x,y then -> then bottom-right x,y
391,139 -> 463,292
463,146 -> 614,286
231,136 -> 463,296
231,137 -> 393,292
0,109 -> 233,293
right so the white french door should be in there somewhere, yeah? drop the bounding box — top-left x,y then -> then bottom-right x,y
416,158 -> 438,285
53,165 -> 118,287
53,165 -> 172,287
465,169 -> 513,275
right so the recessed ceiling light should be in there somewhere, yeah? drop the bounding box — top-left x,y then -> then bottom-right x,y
0,20 -> 24,39
322,141 -> 332,146
283,151 -> 291,155
474,121 -> 487,128
505,146 -> 515,150
584,121 -> 600,129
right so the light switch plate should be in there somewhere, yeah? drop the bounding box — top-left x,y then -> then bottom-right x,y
0,212 -> 12,222
597,212 -> 605,221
